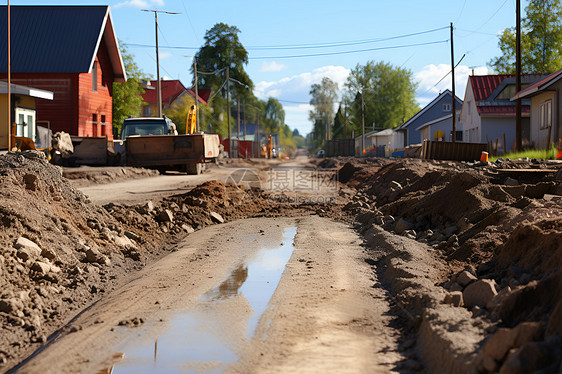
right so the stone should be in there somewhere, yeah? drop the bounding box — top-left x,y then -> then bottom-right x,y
483,328 -> 516,361
463,279 -> 498,308
457,270 -> 477,287
181,224 -> 195,233
41,247 -> 57,261
31,261 -> 51,275
482,356 -> 498,372
450,282 -> 463,292
158,209 -> 174,222
124,230 -> 141,242
210,212 -> 225,223
447,234 -> 459,246
394,218 -> 413,234
512,322 -> 543,348
15,237 -> 42,260
23,174 -> 40,190
505,177 -> 519,186
114,236 -> 137,250
444,291 -> 463,307
498,342 -> 550,374
84,248 -> 110,265
0,298 -> 24,314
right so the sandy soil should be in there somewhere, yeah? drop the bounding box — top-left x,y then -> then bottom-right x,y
14,216 -> 404,374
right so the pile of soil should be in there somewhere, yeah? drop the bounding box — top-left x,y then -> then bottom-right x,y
340,157 -> 562,373
62,166 -> 159,187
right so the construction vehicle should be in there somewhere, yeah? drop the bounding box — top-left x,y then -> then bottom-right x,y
123,111 -> 220,175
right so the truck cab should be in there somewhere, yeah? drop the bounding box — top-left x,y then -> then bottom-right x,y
120,117 -> 177,140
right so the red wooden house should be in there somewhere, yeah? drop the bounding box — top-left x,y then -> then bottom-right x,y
0,6 -> 126,141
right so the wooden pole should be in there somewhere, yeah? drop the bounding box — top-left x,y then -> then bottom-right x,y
450,23 -> 456,143
7,0 -> 11,150
361,90 -> 365,154
226,67 -> 231,157
515,0 -> 522,151
155,11 -> 162,117
193,57 -> 198,132
503,133 -> 507,155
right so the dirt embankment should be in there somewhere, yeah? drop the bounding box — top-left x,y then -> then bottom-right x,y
62,166 -> 159,187
340,158 -> 562,373
0,152 -> 337,372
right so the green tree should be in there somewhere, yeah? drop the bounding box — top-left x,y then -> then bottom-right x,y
343,61 -> 418,133
489,0 -> 562,74
112,43 -> 149,133
263,97 -> 285,132
332,104 -> 346,139
309,77 -> 339,149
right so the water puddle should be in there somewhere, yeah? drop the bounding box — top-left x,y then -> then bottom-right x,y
109,226 -> 298,373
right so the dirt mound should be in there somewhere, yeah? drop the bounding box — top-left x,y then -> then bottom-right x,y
496,218 -> 562,274
186,180 -> 228,200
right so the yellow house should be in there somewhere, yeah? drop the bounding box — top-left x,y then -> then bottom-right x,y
0,81 -> 53,150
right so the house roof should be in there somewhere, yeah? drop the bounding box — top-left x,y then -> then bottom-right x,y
0,80 -> 53,100
366,128 -> 394,138
467,74 -> 546,116
143,80 -> 209,105
398,89 -> 462,130
511,68 -> 562,100
0,6 -> 126,81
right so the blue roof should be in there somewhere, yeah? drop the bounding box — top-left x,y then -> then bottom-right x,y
0,6 -> 119,74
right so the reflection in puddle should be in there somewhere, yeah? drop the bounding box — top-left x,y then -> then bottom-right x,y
111,227 -> 297,373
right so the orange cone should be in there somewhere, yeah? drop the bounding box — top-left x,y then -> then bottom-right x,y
480,151 -> 489,162
557,140 -> 562,160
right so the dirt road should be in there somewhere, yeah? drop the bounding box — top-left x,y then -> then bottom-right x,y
15,216 -> 403,373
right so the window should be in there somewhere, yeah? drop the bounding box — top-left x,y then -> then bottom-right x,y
443,104 -> 451,112
92,61 -> 98,92
467,101 -> 471,116
540,100 -> 552,129
92,114 -> 98,137
101,115 -> 106,125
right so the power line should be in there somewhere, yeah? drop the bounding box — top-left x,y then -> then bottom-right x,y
249,40 -> 449,60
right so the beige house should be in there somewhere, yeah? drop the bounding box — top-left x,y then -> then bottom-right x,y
0,81 -> 54,150
512,69 -> 562,150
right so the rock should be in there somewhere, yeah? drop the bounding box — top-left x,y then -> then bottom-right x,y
482,356 -> 499,372
390,181 -> 403,190
41,247 -> 57,261
482,328 -> 516,361
31,261 -> 51,275
138,200 -> 154,214
114,236 -> 137,250
444,291 -> 463,307
450,282 -> 463,292
124,230 -> 141,242
84,248 -> 110,265
457,270 -> 477,287
210,212 -> 225,223
158,209 -> 174,222
512,322 -> 543,348
394,218 -> 413,234
505,177 -> 519,186
486,286 -> 513,312
0,298 -> 24,316
181,224 -> 195,234
23,174 -> 40,190
546,300 -> 562,337
463,279 -> 498,308
498,342 -> 550,374
15,237 -> 42,261
447,234 -> 459,246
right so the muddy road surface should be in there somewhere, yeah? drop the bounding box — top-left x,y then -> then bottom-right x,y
15,216 -> 402,374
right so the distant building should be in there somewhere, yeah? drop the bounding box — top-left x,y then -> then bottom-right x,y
141,79 -> 210,117
416,110 -> 462,143
396,89 -> 463,147
460,74 -> 547,152
0,5 -> 127,141
512,69 -> 562,150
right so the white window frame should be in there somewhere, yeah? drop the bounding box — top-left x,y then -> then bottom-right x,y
540,100 -> 552,129
443,103 -> 451,112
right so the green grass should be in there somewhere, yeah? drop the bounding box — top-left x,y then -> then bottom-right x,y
489,146 -> 558,162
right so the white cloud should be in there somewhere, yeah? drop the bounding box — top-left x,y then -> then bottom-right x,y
260,61 -> 287,72
114,0 -> 163,9
254,65 -> 350,102
159,51 -> 172,59
254,65 -> 350,135
415,64 -> 490,106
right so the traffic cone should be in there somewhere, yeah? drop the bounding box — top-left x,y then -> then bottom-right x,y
557,140 -> 562,160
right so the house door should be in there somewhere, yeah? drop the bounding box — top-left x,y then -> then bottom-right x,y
15,107 -> 36,139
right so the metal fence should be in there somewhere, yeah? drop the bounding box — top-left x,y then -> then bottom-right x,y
421,140 -> 488,162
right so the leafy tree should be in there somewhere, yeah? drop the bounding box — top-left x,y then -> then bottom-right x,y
489,0 -> 562,74
263,97 -> 285,132
343,61 -> 418,133
332,104 -> 345,139
112,43 -> 149,133
292,129 -> 301,137
309,77 -> 339,149
164,93 -> 211,134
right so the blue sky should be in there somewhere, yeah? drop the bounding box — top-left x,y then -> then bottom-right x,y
13,0 -> 520,135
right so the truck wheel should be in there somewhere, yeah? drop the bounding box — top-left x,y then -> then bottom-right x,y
186,163 -> 203,175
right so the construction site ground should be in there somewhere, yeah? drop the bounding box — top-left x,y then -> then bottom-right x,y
1,150 -> 561,373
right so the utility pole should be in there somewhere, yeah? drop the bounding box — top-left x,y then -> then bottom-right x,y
344,102 -> 348,138
7,0 -> 11,150
515,0 -> 522,151
237,100 -> 241,142
361,90 -> 365,155
193,57 -> 198,132
450,22 -> 456,143
226,67 -> 231,158
243,101 -> 246,141
141,9 -> 180,118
